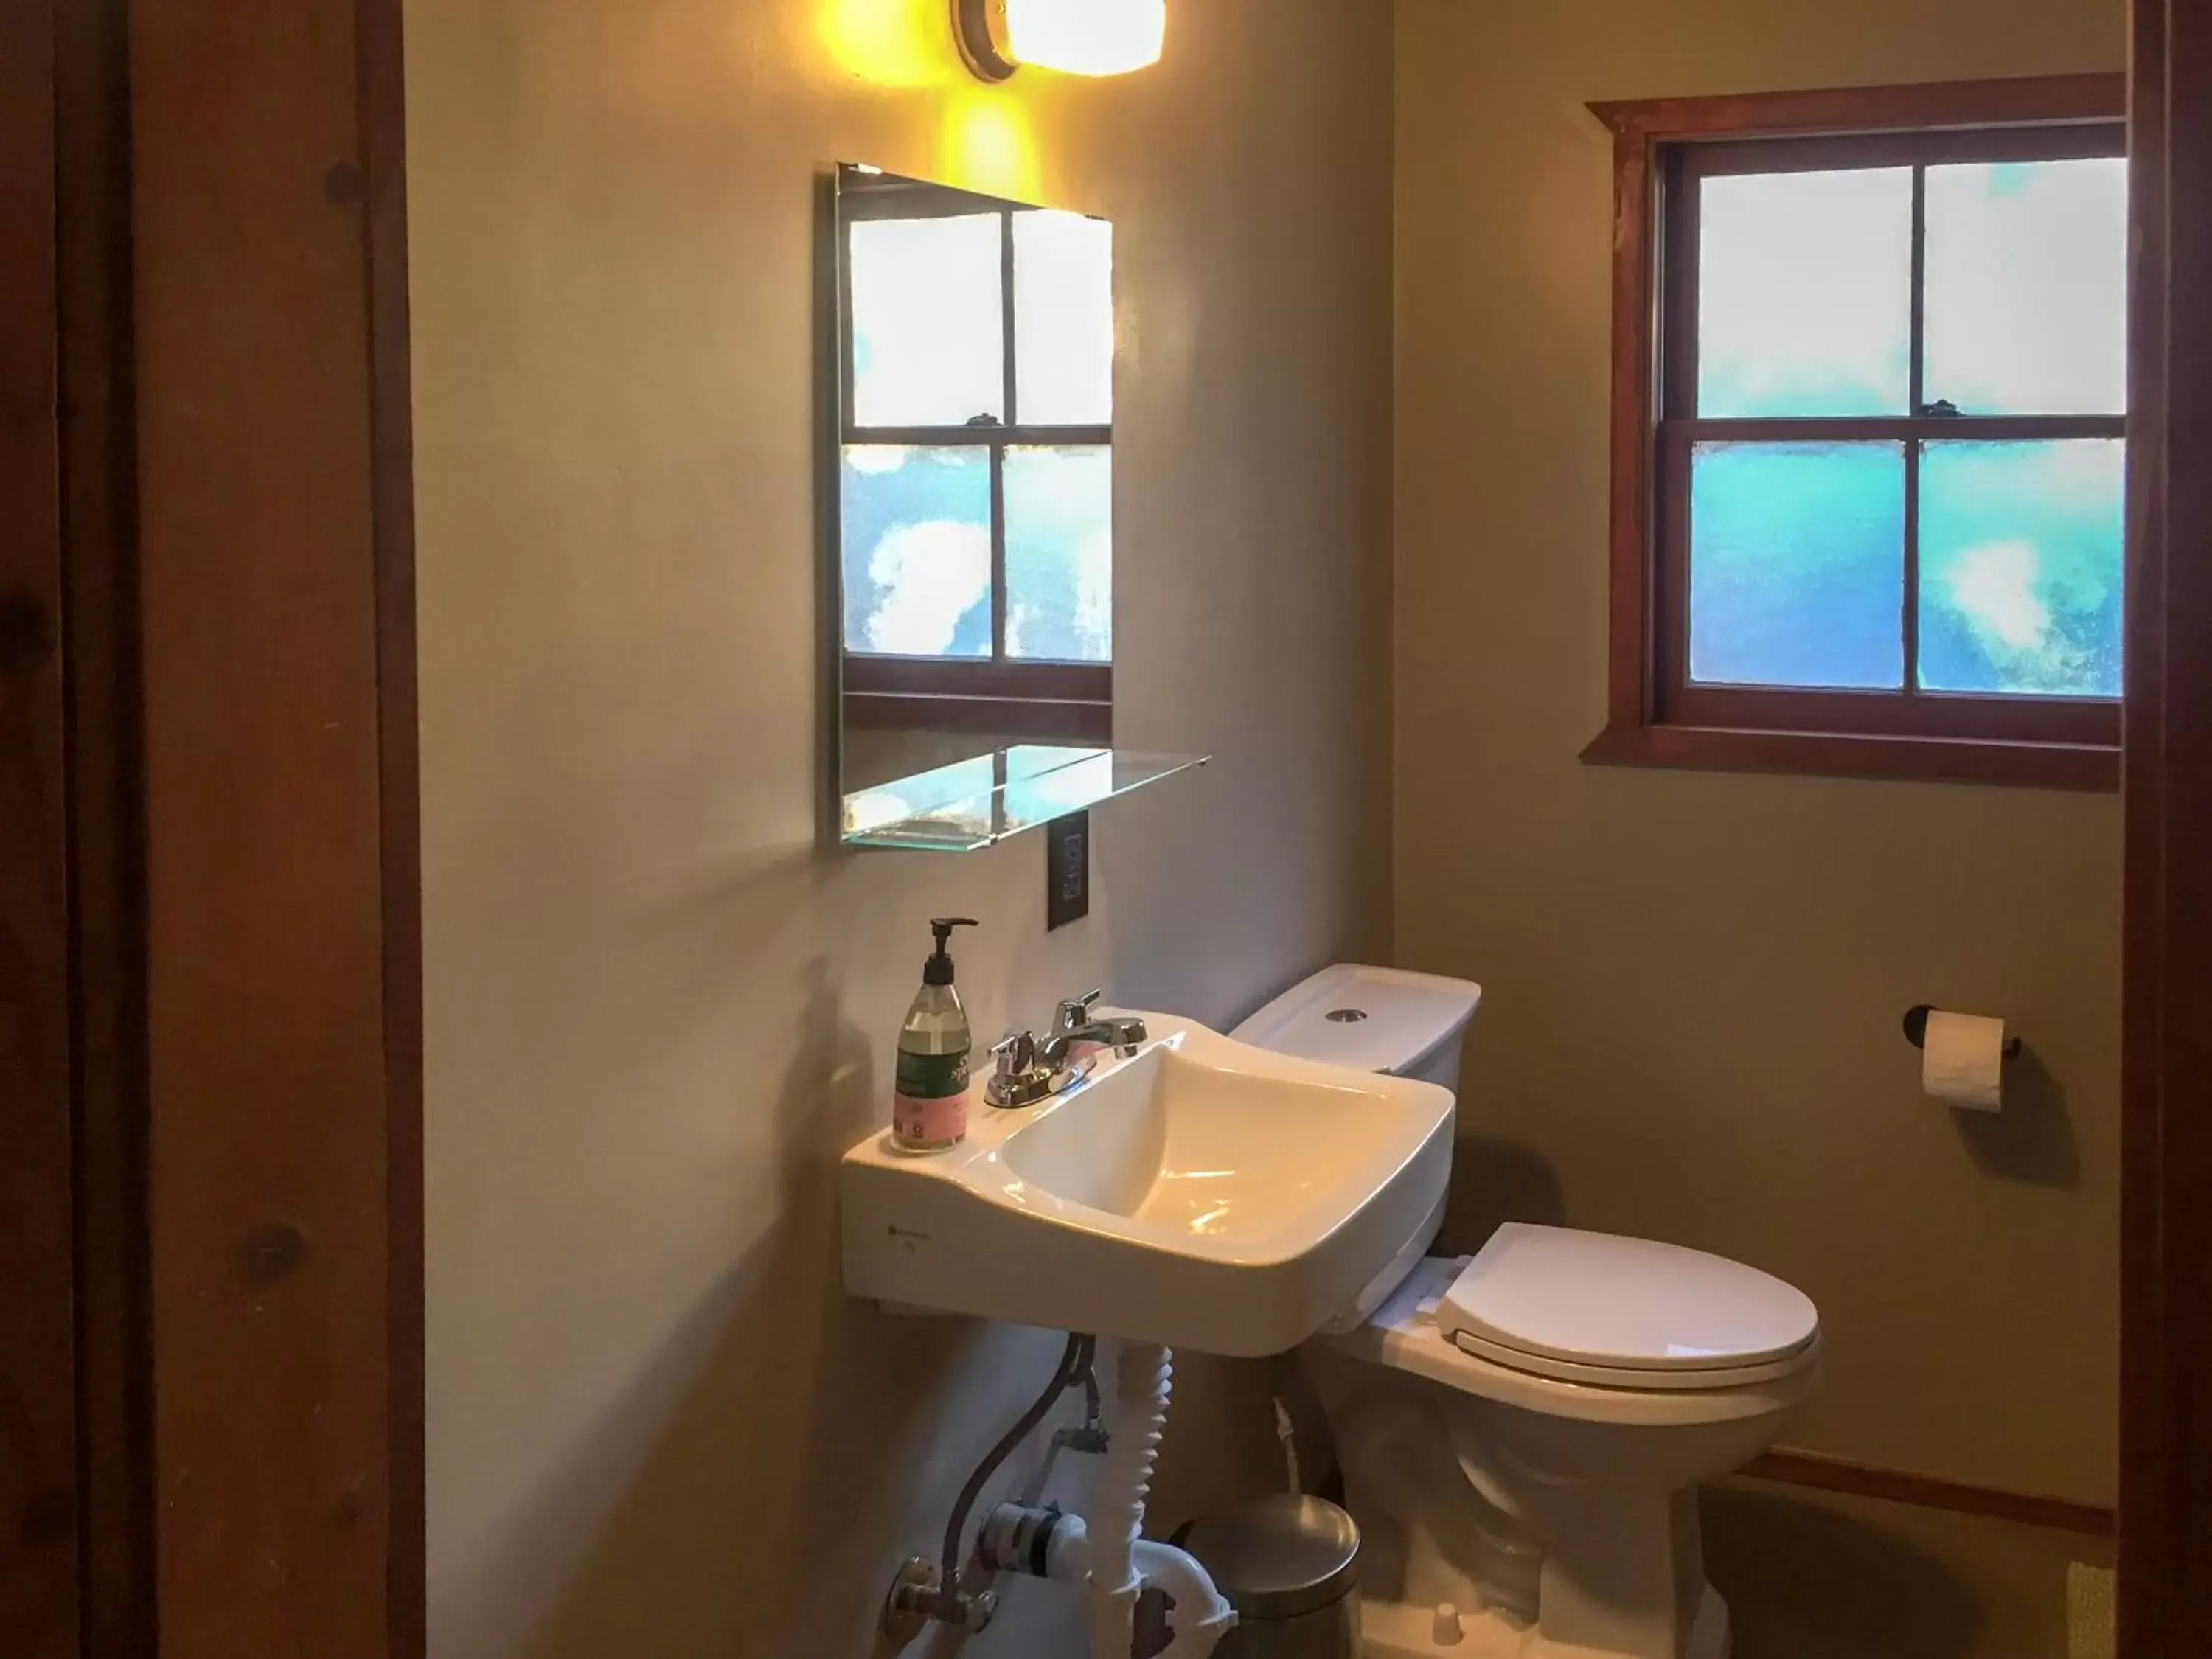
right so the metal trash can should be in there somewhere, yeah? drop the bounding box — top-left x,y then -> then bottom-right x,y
1175,1495 -> 1360,1659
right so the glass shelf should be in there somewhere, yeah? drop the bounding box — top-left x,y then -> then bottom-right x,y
841,745 -> 1209,852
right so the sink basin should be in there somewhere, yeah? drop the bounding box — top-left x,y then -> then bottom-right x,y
840,1014 -> 1455,1357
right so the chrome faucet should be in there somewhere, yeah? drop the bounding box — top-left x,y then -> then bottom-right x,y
986,991 -> 1149,1108
1043,990 -> 1148,1065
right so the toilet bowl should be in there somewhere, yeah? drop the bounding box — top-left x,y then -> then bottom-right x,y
1232,967 -> 1823,1659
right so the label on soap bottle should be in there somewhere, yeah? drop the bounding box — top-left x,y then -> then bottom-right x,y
893,1048 -> 970,1150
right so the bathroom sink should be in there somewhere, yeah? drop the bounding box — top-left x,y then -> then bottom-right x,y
840,1015 -> 1456,1357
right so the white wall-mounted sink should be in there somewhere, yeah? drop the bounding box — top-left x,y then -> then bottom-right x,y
840,1015 -> 1455,1357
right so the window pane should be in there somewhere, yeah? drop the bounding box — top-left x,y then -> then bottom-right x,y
1924,159 -> 2127,416
1698,168 -> 1913,417
1690,442 -> 1906,688
849,214 -> 1004,427
841,445 -> 993,657
1014,210 -> 1113,425
1004,445 -> 1113,662
1919,439 -> 2124,697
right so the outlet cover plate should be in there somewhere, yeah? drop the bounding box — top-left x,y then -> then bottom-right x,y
1046,812 -> 1090,931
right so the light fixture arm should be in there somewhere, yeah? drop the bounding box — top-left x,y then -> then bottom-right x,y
953,0 -> 1018,82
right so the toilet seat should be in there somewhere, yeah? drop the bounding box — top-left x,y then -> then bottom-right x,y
1321,1256 -> 1822,1427
1448,1325 -> 1819,1391
1438,1224 -> 1820,1391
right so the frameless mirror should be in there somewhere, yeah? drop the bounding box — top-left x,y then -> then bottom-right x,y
827,164 -> 1202,851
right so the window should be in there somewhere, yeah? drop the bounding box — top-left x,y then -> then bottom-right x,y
836,174 -> 1115,745
1585,77 -> 2130,790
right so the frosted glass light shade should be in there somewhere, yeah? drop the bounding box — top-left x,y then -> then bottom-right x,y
1004,0 -> 1166,76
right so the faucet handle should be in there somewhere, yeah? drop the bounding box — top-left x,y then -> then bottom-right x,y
1054,990 -> 1104,1033
992,1030 -> 1037,1076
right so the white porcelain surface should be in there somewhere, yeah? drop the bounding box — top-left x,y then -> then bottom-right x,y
1312,1258 -> 1818,1659
1231,964 -> 1482,1076
1320,1256 -> 1820,1431
1234,964 -> 1824,1658
1447,1322 -> 1818,1392
839,1015 -> 1455,1357
1441,1222 -> 1820,1379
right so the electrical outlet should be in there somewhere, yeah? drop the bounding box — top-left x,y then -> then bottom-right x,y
1046,812 -> 1091,931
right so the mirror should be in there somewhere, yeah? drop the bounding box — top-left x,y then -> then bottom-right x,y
826,164 -> 1202,851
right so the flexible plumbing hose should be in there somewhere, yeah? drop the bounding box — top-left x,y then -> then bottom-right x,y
1089,1343 -> 1237,1659
939,1332 -> 1091,1596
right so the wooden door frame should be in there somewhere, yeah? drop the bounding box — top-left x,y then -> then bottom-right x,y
2,0 -> 83,1649
2120,1 -> 2212,1649
4,0 -> 422,1654
125,0 -> 424,1651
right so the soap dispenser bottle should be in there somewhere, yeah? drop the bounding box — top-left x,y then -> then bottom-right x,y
892,917 -> 979,1152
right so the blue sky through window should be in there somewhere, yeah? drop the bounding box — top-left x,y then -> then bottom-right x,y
1687,156 -> 2124,703
1690,442 -> 1906,688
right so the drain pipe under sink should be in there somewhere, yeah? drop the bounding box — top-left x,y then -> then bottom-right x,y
1090,1343 -> 1237,1659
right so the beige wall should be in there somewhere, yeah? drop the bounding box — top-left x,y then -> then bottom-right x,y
408,1 -> 1391,1655
1396,0 -> 2125,1504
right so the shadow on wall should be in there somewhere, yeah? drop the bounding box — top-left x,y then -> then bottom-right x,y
425,815 -> 1301,1659
440,952 -> 998,1659
1436,1134 -> 1568,1257
1431,1043 -> 2086,1250
1950,1046 -> 2081,1191
1703,1486 -> 1986,1659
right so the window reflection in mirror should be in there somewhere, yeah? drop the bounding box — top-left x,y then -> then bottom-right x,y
832,164 -> 1119,845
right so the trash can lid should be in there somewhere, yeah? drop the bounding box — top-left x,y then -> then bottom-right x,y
1178,1495 -> 1360,1621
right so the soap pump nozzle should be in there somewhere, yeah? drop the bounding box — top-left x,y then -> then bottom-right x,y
925,917 -> 979,987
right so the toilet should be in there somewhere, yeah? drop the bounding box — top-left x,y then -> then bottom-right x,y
1231,966 -> 1821,1659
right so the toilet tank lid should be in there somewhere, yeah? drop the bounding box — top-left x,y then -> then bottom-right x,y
1230,964 -> 1481,1076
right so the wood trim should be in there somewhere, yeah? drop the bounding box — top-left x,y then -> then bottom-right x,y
1582,721 -> 2121,791
1592,76 -> 2132,786
2116,68 -> 2166,1635
2118,8 -> 2170,1652
844,691 -> 1114,745
360,0 -> 425,1649
1683,120 -> 2126,175
2121,3 -> 2212,1650
844,423 -> 1116,448
1592,73 -> 2126,141
844,653 -> 1112,702
1674,414 -> 2126,442
1662,685 -> 2121,748
131,0 -> 422,1653
1744,1450 -> 2117,1537
53,0 -> 156,1649
1,0 -> 81,1651
843,658 -> 1113,742
1602,122 -> 1659,731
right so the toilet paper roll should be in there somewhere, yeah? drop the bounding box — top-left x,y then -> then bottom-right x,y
1923,1011 -> 2007,1113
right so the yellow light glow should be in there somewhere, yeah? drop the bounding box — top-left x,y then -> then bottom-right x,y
1004,0 -> 1166,76
818,0 -> 959,88
940,92 -> 1041,199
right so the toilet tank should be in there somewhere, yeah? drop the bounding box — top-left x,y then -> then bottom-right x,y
1231,964 -> 1482,1091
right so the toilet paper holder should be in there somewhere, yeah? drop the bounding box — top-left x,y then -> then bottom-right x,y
1902,1004 -> 2023,1059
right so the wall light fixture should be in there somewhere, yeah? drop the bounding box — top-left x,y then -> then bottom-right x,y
953,0 -> 1167,81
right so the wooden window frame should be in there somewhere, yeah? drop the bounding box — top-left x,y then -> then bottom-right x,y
1582,75 -> 2130,791
835,173 -> 1113,744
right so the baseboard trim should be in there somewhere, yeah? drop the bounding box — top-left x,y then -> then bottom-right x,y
1742,1448 -> 2116,1537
